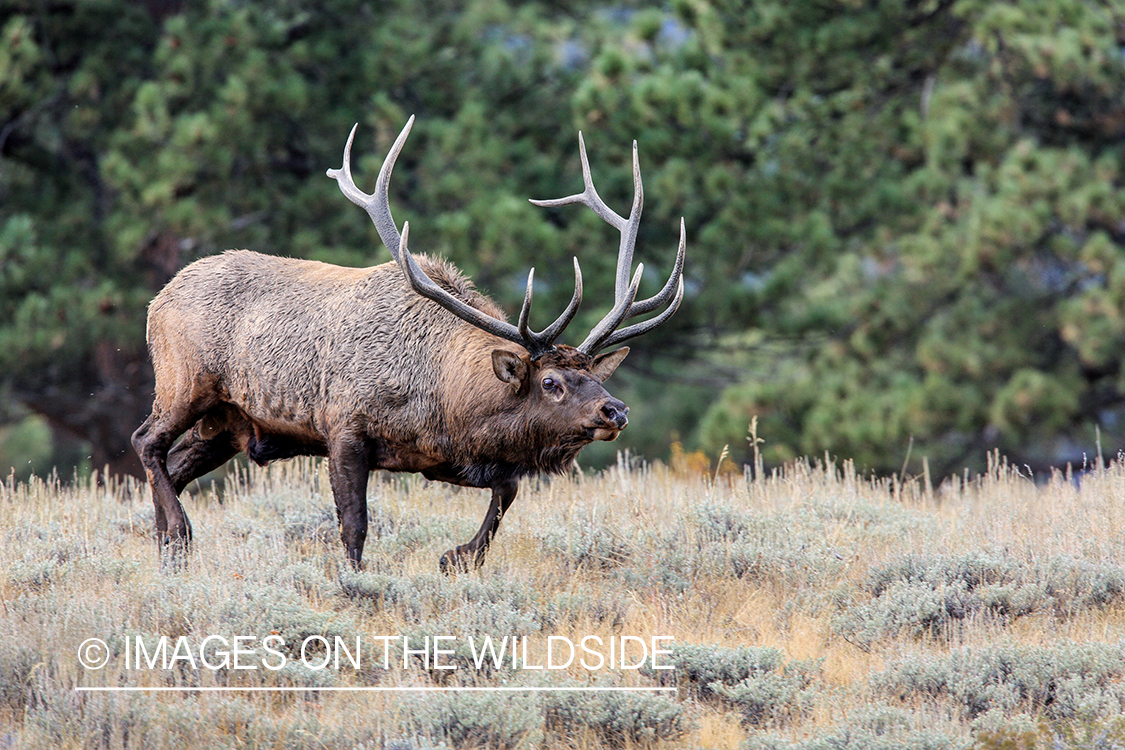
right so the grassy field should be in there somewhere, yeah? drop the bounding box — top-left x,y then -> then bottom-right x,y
3,451 -> 1125,749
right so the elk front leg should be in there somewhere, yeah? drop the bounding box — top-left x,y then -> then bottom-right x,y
439,478 -> 518,574
328,438 -> 369,570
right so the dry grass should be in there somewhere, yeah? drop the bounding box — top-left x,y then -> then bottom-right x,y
3,453 -> 1125,749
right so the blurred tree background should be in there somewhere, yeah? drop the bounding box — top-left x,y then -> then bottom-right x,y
1,0 -> 1123,480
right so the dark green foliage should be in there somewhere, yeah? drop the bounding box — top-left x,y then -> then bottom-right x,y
0,413 -> 51,482
3,0 -> 1125,477
694,0 -> 1125,475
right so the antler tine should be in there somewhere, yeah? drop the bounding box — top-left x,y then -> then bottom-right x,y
530,134 -> 626,229
578,264 -> 644,355
595,220 -> 686,350
516,267 -> 536,341
622,216 -> 686,318
517,258 -> 584,352
598,272 -> 684,352
617,140 -> 644,301
536,257 -> 583,346
530,134 -> 643,303
325,123 -> 360,197
326,116 -> 414,261
396,222 -> 583,360
532,133 -> 685,356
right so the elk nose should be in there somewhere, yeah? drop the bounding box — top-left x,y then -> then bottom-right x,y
601,399 -> 629,430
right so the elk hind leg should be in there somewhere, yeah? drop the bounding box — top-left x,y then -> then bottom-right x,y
132,398 -> 216,568
167,426 -> 240,494
439,479 -> 518,574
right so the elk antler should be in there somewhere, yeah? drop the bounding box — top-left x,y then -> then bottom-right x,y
327,118 -> 583,360
530,133 -> 685,356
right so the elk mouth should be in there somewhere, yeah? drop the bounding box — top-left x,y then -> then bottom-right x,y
585,419 -> 627,442
586,426 -> 621,442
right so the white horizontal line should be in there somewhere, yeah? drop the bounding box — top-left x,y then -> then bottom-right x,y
75,686 -> 677,694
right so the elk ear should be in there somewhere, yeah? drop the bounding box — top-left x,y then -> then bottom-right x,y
590,347 -> 629,382
492,350 -> 529,390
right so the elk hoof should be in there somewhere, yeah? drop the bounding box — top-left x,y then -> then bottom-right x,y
158,535 -> 191,573
439,549 -> 472,575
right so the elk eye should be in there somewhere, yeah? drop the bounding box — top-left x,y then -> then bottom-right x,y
542,377 -> 559,393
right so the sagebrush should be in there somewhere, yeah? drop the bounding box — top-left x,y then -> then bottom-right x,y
3,454 -> 1125,748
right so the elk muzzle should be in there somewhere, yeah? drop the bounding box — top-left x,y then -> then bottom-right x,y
590,396 -> 628,440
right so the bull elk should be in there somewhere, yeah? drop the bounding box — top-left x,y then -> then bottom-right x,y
132,116 -> 685,572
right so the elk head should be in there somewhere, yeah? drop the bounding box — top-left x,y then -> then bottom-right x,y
327,116 -> 685,448
491,344 -> 631,446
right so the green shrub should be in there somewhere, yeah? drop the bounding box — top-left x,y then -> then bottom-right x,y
339,569 -> 414,606
688,504 -> 846,589
268,560 -> 332,599
0,640 -> 38,711
643,642 -> 819,726
692,503 -> 759,544
339,571 -> 441,620
208,589 -> 360,685
865,553 -> 1019,598
645,642 -> 786,697
722,540 -> 839,588
539,525 -> 633,572
25,690 -> 158,749
710,666 -> 817,728
360,512 -> 467,566
31,692 -> 359,750
6,558 -> 67,592
280,503 -> 337,545
807,498 -> 940,539
545,690 -> 689,744
836,554 -> 1125,649
547,591 -> 630,630
411,692 -> 544,750
400,602 -> 542,681
975,717 -> 1125,750
876,642 -> 1125,722
1037,557 -> 1125,617
742,705 -> 963,750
